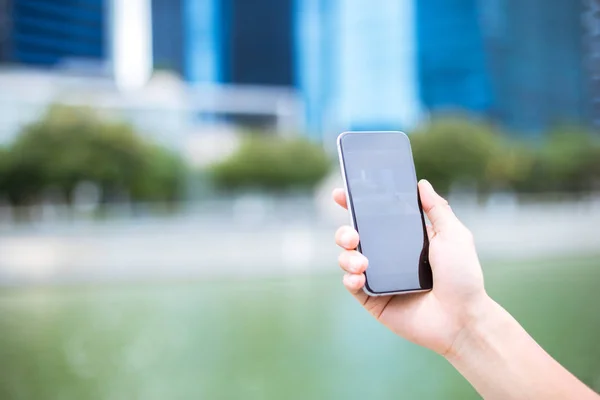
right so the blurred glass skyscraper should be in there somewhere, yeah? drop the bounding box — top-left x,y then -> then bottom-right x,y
1,0 -> 107,67
151,0 -> 592,137
152,0 -> 294,86
416,0 -> 589,134
0,0 -> 11,63
152,0 -> 421,136
584,0 -> 600,126
480,0 -> 589,134
151,0 -> 184,75
416,0 -> 492,114
0,0 -> 592,135
296,0 -> 422,136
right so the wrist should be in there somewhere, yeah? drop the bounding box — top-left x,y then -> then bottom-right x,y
444,294 -> 508,363
442,296 -> 599,400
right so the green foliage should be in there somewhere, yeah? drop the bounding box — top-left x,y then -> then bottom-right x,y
208,118 -> 600,196
410,117 -> 600,195
0,146 -> 7,196
4,108 -> 600,204
410,117 -> 506,194
2,105 -> 187,205
131,142 -> 188,202
210,135 -> 331,192
518,128 -> 600,193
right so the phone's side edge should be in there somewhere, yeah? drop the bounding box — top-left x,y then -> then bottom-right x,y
336,132 -> 357,232
337,133 -> 371,295
405,134 -> 434,291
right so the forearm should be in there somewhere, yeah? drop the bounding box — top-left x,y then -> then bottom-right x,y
446,297 -> 598,400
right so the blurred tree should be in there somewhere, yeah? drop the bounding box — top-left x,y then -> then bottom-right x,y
0,146 -> 7,197
410,116 -> 506,194
209,135 -> 331,192
2,105 -> 187,205
411,118 -> 600,196
487,144 -> 535,193
519,128 -> 600,194
131,142 -> 188,202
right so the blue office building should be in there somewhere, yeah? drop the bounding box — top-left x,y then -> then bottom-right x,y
222,0 -> 294,86
0,0 -> 107,67
0,0 -> 591,134
295,0 -> 422,136
416,0 -> 492,114
153,0 -> 294,86
152,0 -> 420,136
583,0 -> 600,126
0,0 -> 585,134
179,0 -> 221,83
416,0 -> 590,133
0,0 -> 11,63
300,0 -> 589,135
151,0 -> 184,75
480,0 -> 588,133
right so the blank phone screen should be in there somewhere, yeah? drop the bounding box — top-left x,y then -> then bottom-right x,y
340,132 -> 432,294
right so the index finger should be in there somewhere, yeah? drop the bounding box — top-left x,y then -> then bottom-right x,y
332,188 -> 348,210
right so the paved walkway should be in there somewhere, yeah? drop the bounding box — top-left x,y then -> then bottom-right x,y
1,197 -> 599,285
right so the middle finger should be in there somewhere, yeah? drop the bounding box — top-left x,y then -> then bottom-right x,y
335,225 -> 359,250
338,250 -> 368,274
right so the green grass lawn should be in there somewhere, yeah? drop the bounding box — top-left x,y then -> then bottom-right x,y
0,256 -> 598,399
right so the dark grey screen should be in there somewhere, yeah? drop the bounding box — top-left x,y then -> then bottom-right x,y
340,132 -> 431,294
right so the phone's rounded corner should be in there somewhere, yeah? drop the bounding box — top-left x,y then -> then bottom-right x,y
336,131 -> 353,148
362,279 -> 387,297
362,285 -> 380,297
396,130 -> 411,143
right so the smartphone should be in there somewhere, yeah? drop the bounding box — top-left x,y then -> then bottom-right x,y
337,131 -> 432,296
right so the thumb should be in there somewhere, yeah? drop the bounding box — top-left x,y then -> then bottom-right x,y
418,180 -> 458,233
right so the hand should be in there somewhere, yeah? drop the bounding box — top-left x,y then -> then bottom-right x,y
334,180 -> 490,356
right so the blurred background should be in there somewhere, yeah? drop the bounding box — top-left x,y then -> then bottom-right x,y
0,0 -> 599,398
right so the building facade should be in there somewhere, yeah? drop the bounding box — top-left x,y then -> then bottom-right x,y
480,0 -> 588,134
0,0 -> 591,136
296,0 -> 422,137
1,0 -> 107,68
0,0 -> 12,63
584,0 -> 600,127
152,0 -> 294,86
416,0 -> 492,115
151,0 -> 184,76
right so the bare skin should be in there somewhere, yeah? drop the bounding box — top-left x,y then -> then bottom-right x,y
334,180 -> 598,400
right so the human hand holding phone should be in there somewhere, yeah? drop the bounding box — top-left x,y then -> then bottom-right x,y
333,180 -> 599,399
334,179 -> 488,356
